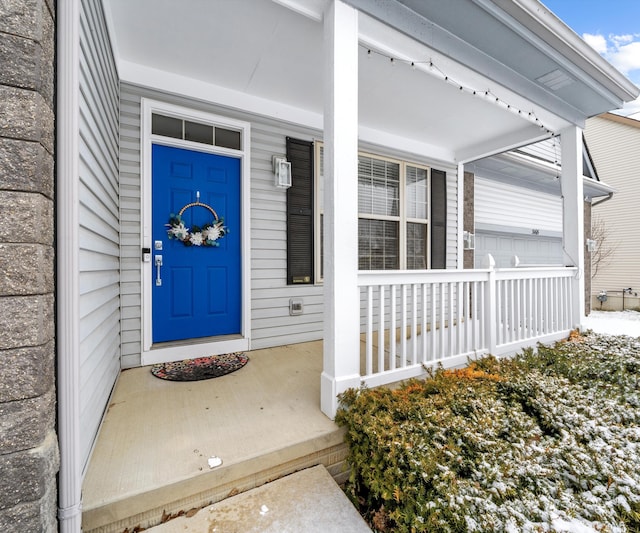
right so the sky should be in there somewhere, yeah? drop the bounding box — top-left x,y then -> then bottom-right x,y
542,0 -> 640,117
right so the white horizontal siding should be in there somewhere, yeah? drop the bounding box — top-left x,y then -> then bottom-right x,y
118,86 -> 327,360
475,176 -> 562,234
585,115 -> 640,295
79,1 -> 120,471
517,138 -> 560,164
248,120 -> 326,348
119,87 -> 143,368
119,84 -> 462,362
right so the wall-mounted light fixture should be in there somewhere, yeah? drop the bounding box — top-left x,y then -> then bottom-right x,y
273,156 -> 292,189
463,231 -> 475,250
585,239 -> 597,252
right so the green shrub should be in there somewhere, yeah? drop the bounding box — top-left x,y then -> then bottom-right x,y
336,333 -> 640,532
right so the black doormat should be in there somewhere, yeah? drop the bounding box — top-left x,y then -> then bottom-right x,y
150,353 -> 249,381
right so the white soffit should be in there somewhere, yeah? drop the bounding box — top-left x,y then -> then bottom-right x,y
103,0 -> 572,160
357,11 -> 570,154
105,0 -> 325,113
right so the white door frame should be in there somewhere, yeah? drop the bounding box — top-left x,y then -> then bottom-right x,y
140,98 -> 251,365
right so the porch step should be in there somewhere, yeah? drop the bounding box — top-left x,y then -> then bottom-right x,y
145,465 -> 372,532
80,341 -> 352,533
82,429 -> 349,532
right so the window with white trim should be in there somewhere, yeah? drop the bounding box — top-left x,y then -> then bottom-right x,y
313,144 -> 433,278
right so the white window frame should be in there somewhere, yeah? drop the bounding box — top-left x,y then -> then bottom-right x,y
314,142 -> 431,281
140,98 -> 251,365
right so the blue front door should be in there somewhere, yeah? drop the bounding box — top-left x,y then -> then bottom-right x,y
152,144 -> 241,343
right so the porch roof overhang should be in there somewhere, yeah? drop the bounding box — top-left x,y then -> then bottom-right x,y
467,149 -> 616,200
103,0 -> 639,164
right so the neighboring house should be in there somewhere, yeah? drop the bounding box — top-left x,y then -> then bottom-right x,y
467,136 -> 614,314
1,0 -> 638,531
584,113 -> 640,311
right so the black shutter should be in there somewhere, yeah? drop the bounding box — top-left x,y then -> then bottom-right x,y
430,169 -> 447,269
286,137 -> 314,284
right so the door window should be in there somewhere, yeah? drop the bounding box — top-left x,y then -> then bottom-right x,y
152,113 -> 242,150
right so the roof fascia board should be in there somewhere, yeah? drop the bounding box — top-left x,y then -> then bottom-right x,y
343,0 -> 586,126
496,0 -> 639,102
584,178 -> 615,198
600,112 -> 640,129
473,0 -> 627,108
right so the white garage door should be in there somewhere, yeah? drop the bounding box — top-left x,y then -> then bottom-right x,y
474,231 -> 563,268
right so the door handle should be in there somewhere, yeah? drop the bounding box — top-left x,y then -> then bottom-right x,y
155,255 -> 163,286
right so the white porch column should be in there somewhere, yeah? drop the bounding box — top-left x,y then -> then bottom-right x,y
321,0 -> 361,418
560,126 -> 585,328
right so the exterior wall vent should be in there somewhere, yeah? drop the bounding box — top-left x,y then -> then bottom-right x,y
536,69 -> 574,91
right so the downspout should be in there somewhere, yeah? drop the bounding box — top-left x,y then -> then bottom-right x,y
57,0 -> 82,531
591,192 -> 613,206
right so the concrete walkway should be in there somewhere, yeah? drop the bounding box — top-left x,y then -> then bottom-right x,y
146,465 -> 372,532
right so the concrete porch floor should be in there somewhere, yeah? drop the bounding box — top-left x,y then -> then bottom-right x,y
82,341 -> 348,533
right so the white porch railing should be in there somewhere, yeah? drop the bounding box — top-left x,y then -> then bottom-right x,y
357,265 -> 577,388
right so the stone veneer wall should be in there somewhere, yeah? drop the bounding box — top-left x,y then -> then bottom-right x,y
0,0 -> 59,531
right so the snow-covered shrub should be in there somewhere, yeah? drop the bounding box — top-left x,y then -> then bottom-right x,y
336,333 -> 640,532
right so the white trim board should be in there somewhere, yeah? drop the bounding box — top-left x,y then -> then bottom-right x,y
140,98 -> 252,365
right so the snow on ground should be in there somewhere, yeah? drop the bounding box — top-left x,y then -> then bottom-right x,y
582,310 -> 640,337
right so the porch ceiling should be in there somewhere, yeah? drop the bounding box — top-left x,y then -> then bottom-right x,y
103,0 -> 635,163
